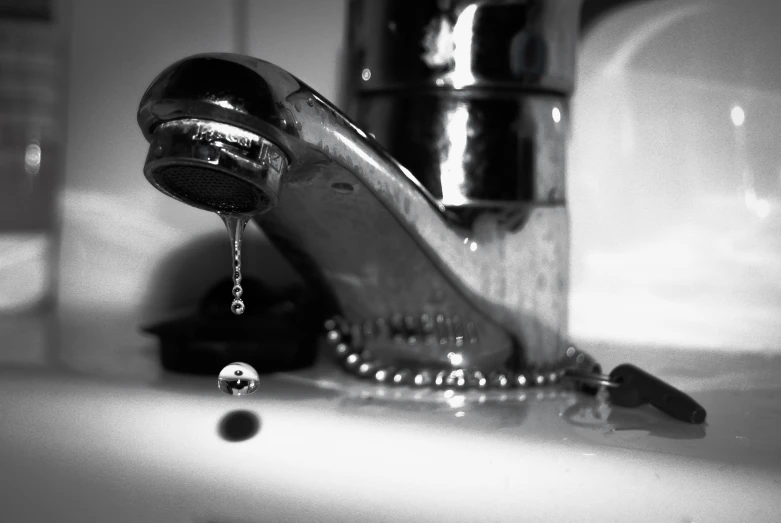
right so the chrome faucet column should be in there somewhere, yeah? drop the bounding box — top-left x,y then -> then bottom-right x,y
345,1 -> 581,367
346,0 -> 579,207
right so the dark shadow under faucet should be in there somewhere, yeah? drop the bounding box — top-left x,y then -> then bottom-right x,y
137,0 -> 582,384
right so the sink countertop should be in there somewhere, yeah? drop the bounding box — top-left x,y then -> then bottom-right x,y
1,311 -> 780,522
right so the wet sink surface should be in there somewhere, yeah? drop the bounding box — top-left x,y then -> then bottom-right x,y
1,313 -> 780,522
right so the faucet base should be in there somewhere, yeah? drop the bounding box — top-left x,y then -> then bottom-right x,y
143,118 -> 288,216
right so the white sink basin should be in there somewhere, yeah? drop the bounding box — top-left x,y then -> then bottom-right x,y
1,316 -> 779,522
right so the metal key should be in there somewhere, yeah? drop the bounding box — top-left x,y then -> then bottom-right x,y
562,363 -> 707,424
608,364 -> 707,424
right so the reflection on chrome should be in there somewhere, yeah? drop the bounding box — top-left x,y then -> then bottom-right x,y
450,4 -> 478,89
440,104 -> 470,205
419,3 -> 478,89
421,15 -> 453,68
552,106 -> 562,123
213,99 -> 235,110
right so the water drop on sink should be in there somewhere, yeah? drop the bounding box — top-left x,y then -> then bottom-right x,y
218,362 -> 259,396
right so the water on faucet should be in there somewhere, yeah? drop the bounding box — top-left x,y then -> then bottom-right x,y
217,362 -> 259,396
220,214 -> 250,315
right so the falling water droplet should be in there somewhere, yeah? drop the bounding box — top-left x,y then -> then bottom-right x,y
231,299 -> 245,315
220,214 -> 250,315
218,362 -> 259,396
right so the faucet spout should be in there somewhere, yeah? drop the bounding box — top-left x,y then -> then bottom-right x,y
138,52 -> 568,374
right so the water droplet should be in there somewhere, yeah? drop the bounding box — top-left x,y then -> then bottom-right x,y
231,299 -> 245,315
218,362 -> 259,396
220,214 -> 249,315
306,97 -> 314,107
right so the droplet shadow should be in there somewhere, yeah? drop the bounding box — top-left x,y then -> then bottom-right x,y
218,409 -> 261,442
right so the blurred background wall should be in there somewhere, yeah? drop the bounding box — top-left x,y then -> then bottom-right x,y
3,0 -> 780,357
569,0 -> 781,350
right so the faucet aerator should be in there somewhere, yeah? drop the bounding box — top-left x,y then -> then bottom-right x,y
143,118 -> 288,216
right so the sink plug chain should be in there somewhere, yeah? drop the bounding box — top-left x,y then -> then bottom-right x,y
323,316 -> 601,390
322,316 -> 708,423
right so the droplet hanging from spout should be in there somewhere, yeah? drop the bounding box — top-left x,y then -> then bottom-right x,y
221,214 -> 249,315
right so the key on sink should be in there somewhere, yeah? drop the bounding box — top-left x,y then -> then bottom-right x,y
607,364 -> 707,424
562,364 -> 707,424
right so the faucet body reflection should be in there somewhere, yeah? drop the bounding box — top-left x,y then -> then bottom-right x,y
137,0 -> 581,379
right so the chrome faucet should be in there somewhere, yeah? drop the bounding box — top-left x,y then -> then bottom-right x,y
137,0 -> 583,384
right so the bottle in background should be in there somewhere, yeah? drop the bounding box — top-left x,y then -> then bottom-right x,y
0,0 -> 67,312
